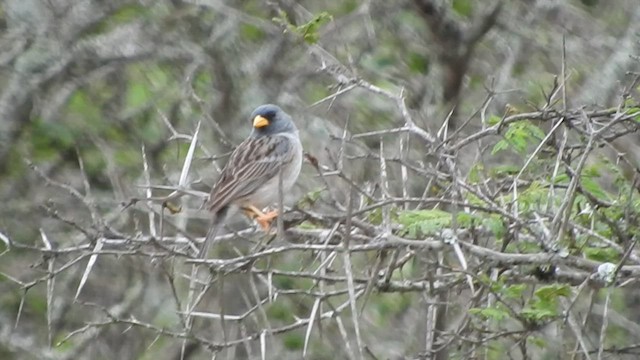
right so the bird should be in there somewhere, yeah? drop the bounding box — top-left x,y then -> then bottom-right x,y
200,104 -> 303,257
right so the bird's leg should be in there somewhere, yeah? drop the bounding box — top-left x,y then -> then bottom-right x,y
242,205 -> 278,231
242,205 -> 265,219
255,210 -> 279,231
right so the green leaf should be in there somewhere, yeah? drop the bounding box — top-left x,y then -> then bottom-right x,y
397,209 -> 452,237
584,247 -> 619,262
581,177 -> 610,201
484,216 -> 506,239
469,306 -> 509,321
527,123 -> 546,141
298,187 -> 324,208
456,212 -> 480,228
534,284 -> 571,300
273,11 -> 333,44
521,306 -> 556,321
511,136 -> 527,153
489,164 -> 520,177
493,120 -> 545,155
504,284 -> 527,299
468,163 -> 483,182
301,12 -> 333,44
491,139 -> 509,154
552,173 -> 570,184
486,115 -> 502,126
583,165 -> 602,177
297,221 -> 319,230
629,107 -> 640,123
521,284 -> 570,321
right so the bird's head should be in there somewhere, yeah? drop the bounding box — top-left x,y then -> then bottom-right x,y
249,104 -> 296,136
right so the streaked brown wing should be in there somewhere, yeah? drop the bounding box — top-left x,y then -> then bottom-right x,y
206,135 -> 292,213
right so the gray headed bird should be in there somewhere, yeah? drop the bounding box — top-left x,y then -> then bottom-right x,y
202,104 -> 303,256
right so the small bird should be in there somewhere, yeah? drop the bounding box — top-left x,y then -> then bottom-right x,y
201,104 -> 303,256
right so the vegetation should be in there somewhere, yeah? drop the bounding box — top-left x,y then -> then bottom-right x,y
1,0 -> 640,359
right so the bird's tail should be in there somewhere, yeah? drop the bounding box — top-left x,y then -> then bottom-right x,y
198,208 -> 227,259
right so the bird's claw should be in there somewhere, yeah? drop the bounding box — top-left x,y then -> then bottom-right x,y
242,206 -> 279,232
255,210 -> 278,232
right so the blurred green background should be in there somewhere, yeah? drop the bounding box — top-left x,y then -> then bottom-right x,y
1,0 -> 640,359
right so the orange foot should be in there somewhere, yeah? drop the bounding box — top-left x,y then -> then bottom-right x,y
242,206 -> 279,232
255,210 -> 278,231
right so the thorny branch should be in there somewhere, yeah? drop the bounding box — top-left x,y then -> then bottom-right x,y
2,1 -> 640,360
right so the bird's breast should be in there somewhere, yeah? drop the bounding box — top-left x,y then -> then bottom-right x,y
244,133 -> 303,209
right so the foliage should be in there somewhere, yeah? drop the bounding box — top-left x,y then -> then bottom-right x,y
2,1 -> 640,360
397,209 -> 452,237
273,11 -> 333,44
491,120 -> 545,155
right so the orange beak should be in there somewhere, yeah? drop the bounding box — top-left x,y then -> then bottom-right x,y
253,115 -> 269,128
